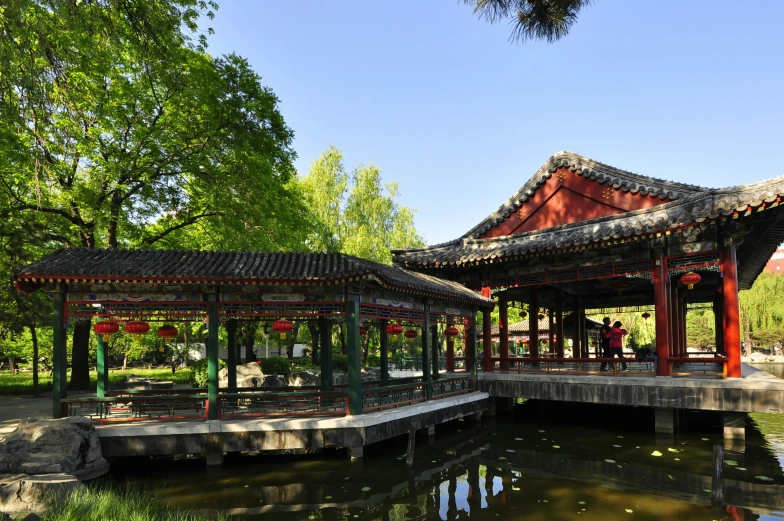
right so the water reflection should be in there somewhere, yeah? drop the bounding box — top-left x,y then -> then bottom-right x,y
105,401 -> 784,521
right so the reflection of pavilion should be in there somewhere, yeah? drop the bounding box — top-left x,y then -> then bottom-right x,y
394,152 -> 784,378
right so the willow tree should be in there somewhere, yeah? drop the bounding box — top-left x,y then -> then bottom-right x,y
739,271 -> 784,351
0,0 -> 308,388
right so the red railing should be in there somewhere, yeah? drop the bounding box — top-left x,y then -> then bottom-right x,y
488,357 -> 657,376
668,357 -> 728,377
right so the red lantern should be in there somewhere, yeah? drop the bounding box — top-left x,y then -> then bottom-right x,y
157,325 -> 178,338
386,323 -> 403,337
519,311 -> 528,320
124,320 -> 150,342
359,326 -> 368,336
272,319 -> 294,339
641,312 -> 651,319
93,320 -> 119,342
680,271 -> 701,290
404,329 -> 418,339
444,326 -> 459,338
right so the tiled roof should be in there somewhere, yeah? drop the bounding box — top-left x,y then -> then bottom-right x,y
461,151 -> 706,240
14,249 -> 494,309
393,173 -> 784,268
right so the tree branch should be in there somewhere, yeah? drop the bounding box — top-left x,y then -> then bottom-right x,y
141,211 -> 221,245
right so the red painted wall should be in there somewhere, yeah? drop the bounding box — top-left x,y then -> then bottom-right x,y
481,167 -> 671,238
764,249 -> 784,273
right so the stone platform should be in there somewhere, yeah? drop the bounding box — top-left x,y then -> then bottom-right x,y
96,391 -> 490,460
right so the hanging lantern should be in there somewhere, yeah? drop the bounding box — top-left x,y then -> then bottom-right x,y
157,325 -> 179,339
537,313 -> 545,320
359,326 -> 368,336
386,323 -> 403,336
444,326 -> 459,338
124,320 -> 150,342
519,310 -> 528,320
272,319 -> 294,339
680,271 -> 701,290
641,312 -> 651,319
404,329 -> 418,339
93,320 -> 119,342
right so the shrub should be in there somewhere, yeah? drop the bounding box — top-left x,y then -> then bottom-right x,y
260,356 -> 291,379
332,353 -> 348,373
365,354 -> 380,367
188,359 -> 226,387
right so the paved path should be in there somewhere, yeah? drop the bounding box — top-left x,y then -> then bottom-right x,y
0,394 -> 52,441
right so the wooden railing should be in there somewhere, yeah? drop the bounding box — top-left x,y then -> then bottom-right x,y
431,376 -> 475,399
668,357 -> 728,377
488,357 -> 657,376
362,383 -> 426,412
219,391 -> 349,419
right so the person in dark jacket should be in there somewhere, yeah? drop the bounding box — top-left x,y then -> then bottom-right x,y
599,317 -> 612,371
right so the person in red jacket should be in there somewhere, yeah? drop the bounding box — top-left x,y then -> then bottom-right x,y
604,320 -> 628,372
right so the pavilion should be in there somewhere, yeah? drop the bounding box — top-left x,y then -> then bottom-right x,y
13,250 -> 493,420
393,151 -> 784,378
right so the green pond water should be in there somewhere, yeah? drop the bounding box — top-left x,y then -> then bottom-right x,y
106,368 -> 784,521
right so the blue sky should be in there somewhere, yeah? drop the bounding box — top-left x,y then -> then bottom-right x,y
207,0 -> 784,245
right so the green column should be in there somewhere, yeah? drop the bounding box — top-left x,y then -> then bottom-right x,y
96,328 -> 107,399
346,299 -> 362,415
430,324 -> 439,380
52,293 -> 66,418
470,312 -> 478,380
226,319 -> 237,393
319,317 -> 333,391
422,306 -> 432,400
207,295 -> 219,420
380,319 -> 389,386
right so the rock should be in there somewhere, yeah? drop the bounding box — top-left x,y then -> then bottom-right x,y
218,367 -> 229,380
0,474 -> 83,515
218,363 -> 265,388
0,417 -> 106,475
261,375 -> 286,387
289,370 -> 320,387
238,376 -> 263,388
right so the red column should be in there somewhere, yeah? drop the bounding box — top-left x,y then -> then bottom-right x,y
529,288 -> 539,359
555,290 -> 565,358
722,245 -> 742,378
499,293 -> 509,369
483,309 -> 493,372
653,257 -> 671,376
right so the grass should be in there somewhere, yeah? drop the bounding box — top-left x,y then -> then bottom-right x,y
0,367 -> 192,395
42,482 -> 228,521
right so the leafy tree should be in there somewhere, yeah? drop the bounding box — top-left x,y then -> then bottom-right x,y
0,0 -> 308,388
464,0 -> 593,43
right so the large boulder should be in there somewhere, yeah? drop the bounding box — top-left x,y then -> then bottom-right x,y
0,417 -> 106,475
289,370 -> 320,387
0,474 -> 82,515
261,375 -> 286,387
218,363 -> 265,388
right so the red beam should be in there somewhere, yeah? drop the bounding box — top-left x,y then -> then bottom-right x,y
653,258 -> 671,376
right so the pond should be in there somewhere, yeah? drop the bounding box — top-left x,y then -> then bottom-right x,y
104,395 -> 784,521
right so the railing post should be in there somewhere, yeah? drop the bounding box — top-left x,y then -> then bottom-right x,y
422,306 -> 433,400
346,298 -> 363,415
206,293 -> 219,420
51,291 -> 66,418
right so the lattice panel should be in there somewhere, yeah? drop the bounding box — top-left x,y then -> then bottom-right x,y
220,301 -> 345,319
580,265 -> 613,279
548,270 -> 578,282
517,274 -> 546,286
66,302 -> 206,323
360,304 -> 424,323
668,252 -> 720,271
614,260 -> 652,275
491,276 -> 517,288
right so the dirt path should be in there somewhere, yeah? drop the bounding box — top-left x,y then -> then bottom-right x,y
0,394 -> 53,441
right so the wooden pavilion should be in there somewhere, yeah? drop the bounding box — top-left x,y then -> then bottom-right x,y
393,152 -> 784,378
13,250 -> 493,420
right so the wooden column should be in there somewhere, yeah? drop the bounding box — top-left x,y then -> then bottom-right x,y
669,281 -> 680,357
653,258 -> 671,376
380,319 -> 390,386
463,317 -> 473,372
548,308 -> 555,354
482,310 -> 493,372
346,299 -> 363,414
96,322 -> 107,399
430,324 -> 439,380
422,306 -> 433,398
469,313 -> 478,378
206,294 -> 219,420
499,292 -> 509,369
713,298 -> 724,355
555,290 -> 564,358
529,288 -> 539,359
226,319 -> 238,393
573,301 -> 582,358
680,289 -> 688,356
446,322 -> 455,372
52,292 -> 66,418
319,316 -> 333,391
579,308 -> 588,357
721,245 -> 742,378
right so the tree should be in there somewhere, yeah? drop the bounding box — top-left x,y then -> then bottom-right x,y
464,0 -> 593,43
0,0 -> 309,388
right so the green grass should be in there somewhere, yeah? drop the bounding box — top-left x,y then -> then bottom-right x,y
0,368 -> 192,395
43,482 -> 228,521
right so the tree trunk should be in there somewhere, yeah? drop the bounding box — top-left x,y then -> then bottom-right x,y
122,353 -> 127,371
744,323 -> 752,356
8,356 -> 15,372
29,323 -> 39,397
307,320 -> 320,364
361,325 -> 372,363
242,323 -> 258,362
70,320 -> 91,390
338,323 -> 346,354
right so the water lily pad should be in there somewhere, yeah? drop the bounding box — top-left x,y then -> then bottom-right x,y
737,467 -> 747,471
667,474 -> 675,480
578,501 -> 586,505
361,486 -> 371,492
701,437 -> 709,441
431,460 -> 437,463
543,500 -> 549,503
447,450 -> 455,455
651,451 -> 662,457
725,460 -> 738,466
498,456 -> 507,460
552,445 -> 561,449
635,446 -> 640,449
244,485 -> 249,488
613,444 -> 622,448
625,509 -> 634,513
617,435 -> 624,438
755,476 -> 774,482
667,448 -> 678,453
512,486 -> 520,491
325,496 -> 333,500
514,437 -> 523,441
605,459 -> 616,463
538,429 -> 545,432
344,477 -> 350,480
674,458 -> 680,461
